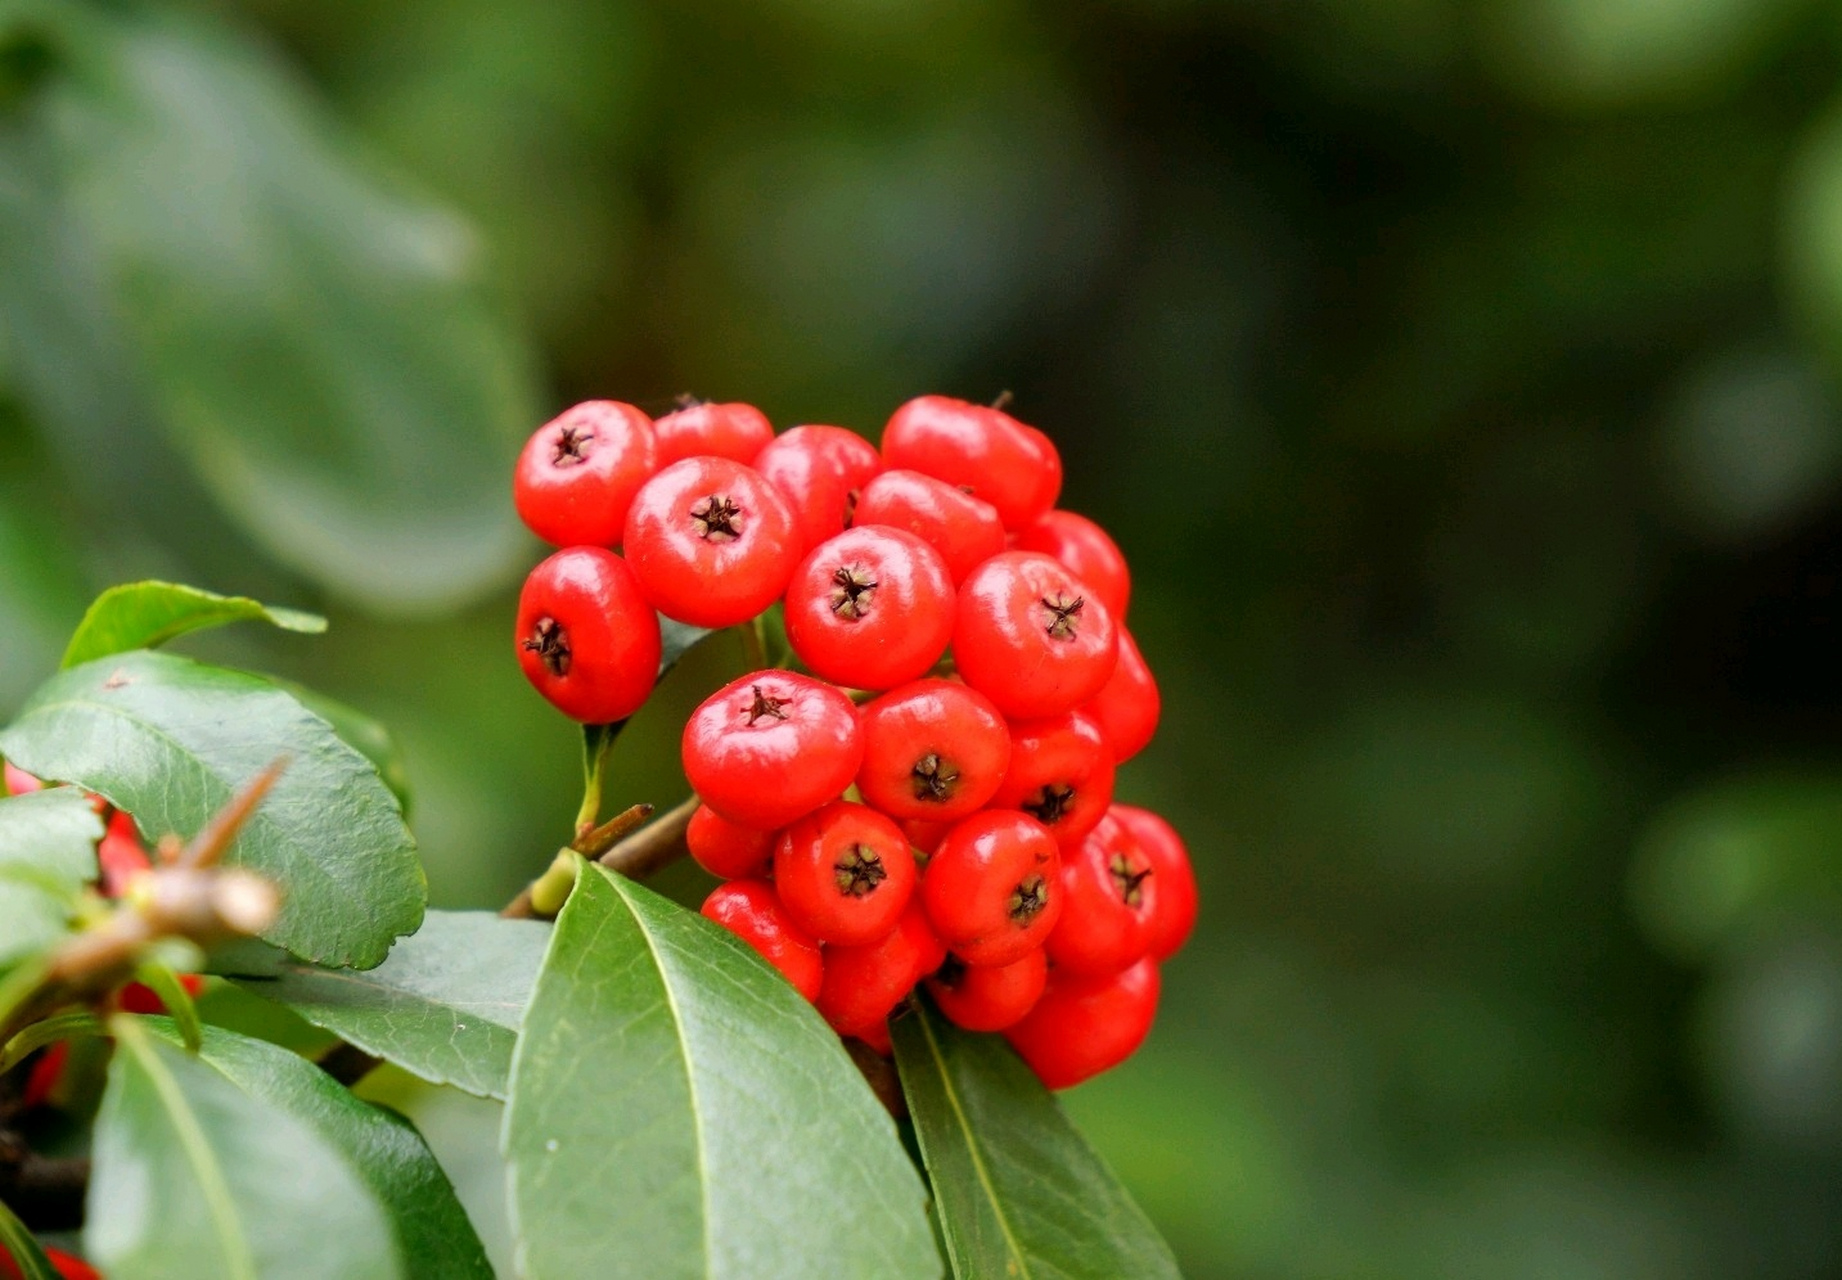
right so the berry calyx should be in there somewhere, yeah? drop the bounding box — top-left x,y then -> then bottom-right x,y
512,400 -> 657,547
701,879 -> 824,1002
856,679 -> 1011,821
1043,813 -> 1156,976
1110,803 -> 1197,961
753,425 -> 883,554
953,552 -> 1118,720
988,710 -> 1116,851
1004,957 -> 1160,1090
774,801 -> 917,945
624,456 -> 801,627
515,548 -> 662,723
682,671 -> 862,830
1015,509 -> 1131,620
920,810 -> 1062,967
783,526 -> 955,690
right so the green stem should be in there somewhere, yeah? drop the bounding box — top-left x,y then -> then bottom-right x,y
740,616 -> 767,672
133,962 -> 202,1053
0,1010 -> 104,1076
0,1195 -> 57,1280
575,721 -> 624,838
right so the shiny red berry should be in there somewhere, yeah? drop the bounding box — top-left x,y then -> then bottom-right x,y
815,898 -> 945,1039
512,400 -> 657,547
881,396 -> 1060,530
920,810 -> 1062,967
20,1040 -> 69,1111
652,399 -> 775,466
901,817 -> 954,856
753,425 -> 882,554
953,552 -> 1117,720
1110,804 -> 1197,961
624,456 -> 801,627
852,469 -> 1007,585
774,801 -> 917,945
701,880 -> 824,1002
686,804 -> 775,880
1081,627 -> 1160,764
783,526 -> 955,690
988,710 -> 1116,851
1044,813 -> 1156,976
857,679 -> 1010,822
98,809 -> 152,898
1005,957 -> 1160,1089
516,547 -> 662,723
1015,509 -> 1129,619
682,671 -> 862,829
926,949 -> 1047,1032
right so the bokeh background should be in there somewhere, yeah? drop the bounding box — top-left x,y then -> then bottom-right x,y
7,0 -> 1842,1275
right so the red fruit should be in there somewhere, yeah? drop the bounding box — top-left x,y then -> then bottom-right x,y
816,899 -> 945,1039
920,811 -> 1062,967
512,400 -> 657,547
852,469 -> 1007,585
3,761 -> 42,795
652,400 -> 775,466
98,810 -> 152,899
1081,627 -> 1160,764
953,552 -> 1118,720
1110,804 -> 1198,960
118,973 -> 207,1016
881,396 -> 1060,530
901,817 -> 954,856
1015,509 -> 1129,619
1005,958 -> 1160,1089
753,425 -> 882,554
1,1245 -> 101,1280
682,671 -> 862,830
1044,814 -> 1155,976
850,1021 -> 894,1057
857,679 -> 1011,822
783,527 -> 955,690
773,802 -> 916,945
927,949 -> 1047,1032
623,457 -> 801,627
686,804 -> 775,880
20,1041 -> 69,1111
701,880 -> 824,1001
515,548 -> 662,723
987,711 -> 1116,851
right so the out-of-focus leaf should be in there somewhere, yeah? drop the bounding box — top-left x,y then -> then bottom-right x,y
87,1017 -> 401,1280
233,910 -> 548,1100
270,678 -> 414,817
0,788 -> 101,967
42,6 -> 540,614
0,1193 -> 58,1280
0,650 -> 424,968
504,859 -> 937,1279
139,1018 -> 491,1280
60,580 -> 324,669
891,997 -> 1181,1280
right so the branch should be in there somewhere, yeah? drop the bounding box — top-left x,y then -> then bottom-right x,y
0,1132 -> 88,1232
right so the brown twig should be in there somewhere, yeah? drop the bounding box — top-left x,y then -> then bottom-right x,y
501,802 -> 658,919
0,1132 -> 89,1231
502,798 -> 696,919
598,794 -> 697,880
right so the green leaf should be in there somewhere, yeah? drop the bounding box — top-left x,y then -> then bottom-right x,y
61,580 -> 325,670
505,860 -> 938,1280
88,1017 -> 402,1280
43,7 -> 540,613
0,786 -> 102,888
138,1018 -> 492,1280
891,997 -> 1181,1280
270,678 -> 414,817
0,1194 -> 58,1280
659,615 -> 715,673
232,910 -> 548,1100
0,649 -> 424,968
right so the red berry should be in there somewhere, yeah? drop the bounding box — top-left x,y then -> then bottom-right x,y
0,1245 -> 101,1280
98,810 -> 152,899
20,1040 -> 69,1111
953,552 -> 1117,720
783,526 -> 955,690
816,898 -> 944,1039
850,1020 -> 894,1057
901,817 -> 954,856
920,810 -> 1062,967
652,400 -> 775,466
752,425 -> 882,554
987,710 -> 1116,851
512,400 -> 657,547
624,457 -> 801,627
1110,804 -> 1197,961
857,679 -> 1011,822
682,671 -> 862,830
1043,813 -> 1155,976
881,396 -> 1060,530
701,880 -> 824,1002
516,548 -> 662,723
926,949 -> 1047,1032
118,973 -> 207,1016
1081,626 -> 1159,763
1005,957 -> 1160,1089
1015,509 -> 1129,619
686,804 -> 775,880
3,761 -> 42,795
773,801 -> 917,945
852,469 -> 1006,585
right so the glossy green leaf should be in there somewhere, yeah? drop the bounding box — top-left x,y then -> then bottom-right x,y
0,650 -> 424,968
60,580 -> 325,670
891,998 -> 1181,1280
87,1017 -> 401,1280
233,910 -> 549,1100
43,7 -> 539,614
505,859 -> 938,1280
138,1018 -> 492,1280
270,678 -> 414,817
0,786 -> 102,887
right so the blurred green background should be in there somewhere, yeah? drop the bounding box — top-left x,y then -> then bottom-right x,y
8,0 -> 1842,1274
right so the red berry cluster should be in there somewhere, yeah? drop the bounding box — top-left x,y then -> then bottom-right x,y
510,395 -> 1196,1089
